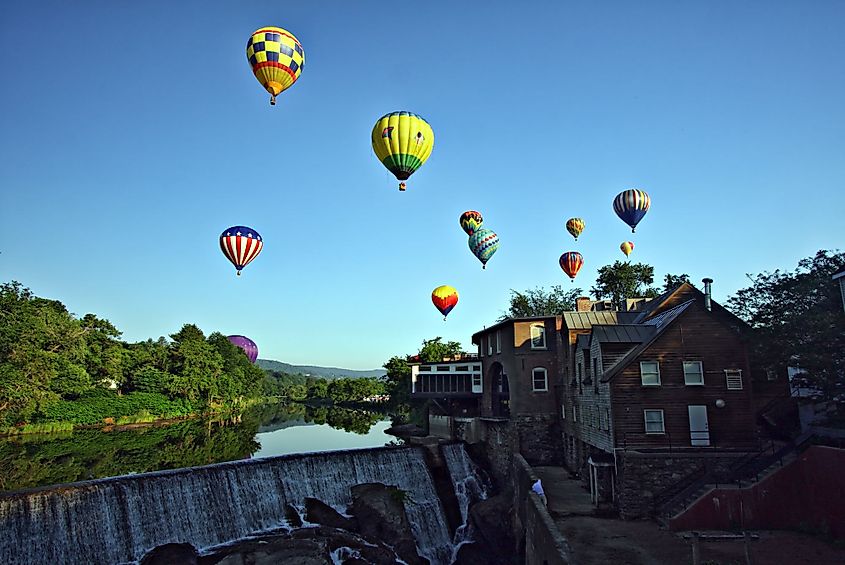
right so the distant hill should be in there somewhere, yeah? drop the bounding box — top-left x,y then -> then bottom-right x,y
257,359 -> 387,380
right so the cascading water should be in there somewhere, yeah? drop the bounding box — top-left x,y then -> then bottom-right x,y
442,442 -> 490,556
0,446 -> 454,565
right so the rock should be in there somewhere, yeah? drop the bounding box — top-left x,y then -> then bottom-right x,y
467,494 -> 515,559
285,503 -> 304,528
199,527 -> 402,565
304,497 -> 358,531
140,542 -> 198,565
456,539 -> 514,565
351,482 -> 427,565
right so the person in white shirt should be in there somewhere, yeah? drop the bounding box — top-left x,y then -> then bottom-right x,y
531,479 -> 547,506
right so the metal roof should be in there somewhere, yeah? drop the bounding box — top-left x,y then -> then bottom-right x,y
562,310 -> 638,329
575,334 -> 591,351
591,324 -> 656,343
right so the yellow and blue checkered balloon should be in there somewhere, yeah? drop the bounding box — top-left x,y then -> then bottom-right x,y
246,27 -> 305,106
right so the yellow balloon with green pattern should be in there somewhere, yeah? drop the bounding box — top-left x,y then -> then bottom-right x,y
246,27 -> 305,106
371,112 -> 434,191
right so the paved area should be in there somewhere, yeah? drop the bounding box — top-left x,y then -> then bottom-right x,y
532,466 -> 845,565
533,465 -> 595,516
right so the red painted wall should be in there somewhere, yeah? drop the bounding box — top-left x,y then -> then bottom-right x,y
670,446 -> 845,538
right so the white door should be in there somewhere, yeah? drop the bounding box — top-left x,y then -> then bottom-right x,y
688,405 -> 710,446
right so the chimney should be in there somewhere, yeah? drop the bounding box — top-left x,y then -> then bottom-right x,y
702,278 -> 713,311
576,297 -> 592,312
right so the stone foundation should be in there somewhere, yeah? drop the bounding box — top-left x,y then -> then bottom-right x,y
515,414 -> 564,466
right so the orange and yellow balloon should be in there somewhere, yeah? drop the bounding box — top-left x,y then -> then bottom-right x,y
620,241 -> 634,258
559,252 -> 584,281
566,218 -> 585,241
432,285 -> 459,320
246,27 -> 305,106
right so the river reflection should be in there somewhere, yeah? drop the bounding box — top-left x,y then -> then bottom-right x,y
0,404 -> 394,492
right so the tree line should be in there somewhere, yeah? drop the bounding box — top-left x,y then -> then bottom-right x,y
263,371 -> 386,404
0,281 -> 265,426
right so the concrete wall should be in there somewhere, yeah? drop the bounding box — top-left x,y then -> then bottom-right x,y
670,446 -> 845,539
512,454 -> 573,565
616,450 -> 746,519
428,415 -> 451,439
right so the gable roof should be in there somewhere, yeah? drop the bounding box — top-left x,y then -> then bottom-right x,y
600,300 -> 695,382
575,334 -> 591,351
471,315 -> 557,342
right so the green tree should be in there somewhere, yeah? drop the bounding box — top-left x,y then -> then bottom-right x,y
383,355 -> 411,406
80,314 -> 125,389
307,378 -> 329,399
726,250 -> 845,400
591,261 -> 660,309
663,273 -> 692,293
419,337 -> 463,362
167,325 -> 224,402
498,285 -> 583,321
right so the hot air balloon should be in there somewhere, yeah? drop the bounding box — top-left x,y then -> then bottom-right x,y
459,210 -> 483,236
246,27 -> 305,106
371,112 -> 434,191
620,241 -> 634,258
432,285 -> 459,320
468,228 -> 499,269
227,335 -> 258,364
559,252 -> 584,281
613,189 -> 651,233
220,226 -> 263,276
566,218 -> 585,241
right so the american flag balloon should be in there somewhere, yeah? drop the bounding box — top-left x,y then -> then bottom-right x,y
220,226 -> 263,276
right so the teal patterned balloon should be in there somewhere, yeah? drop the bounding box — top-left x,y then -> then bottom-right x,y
468,228 -> 499,269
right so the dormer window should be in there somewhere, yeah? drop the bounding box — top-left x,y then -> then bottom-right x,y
530,324 -> 546,349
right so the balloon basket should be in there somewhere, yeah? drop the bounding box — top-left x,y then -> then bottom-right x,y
270,96 -> 276,106
399,182 -> 406,192
482,265 -> 486,270
237,271 -> 241,277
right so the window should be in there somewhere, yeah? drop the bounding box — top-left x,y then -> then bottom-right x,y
496,330 -> 501,354
472,373 -> 482,388
561,404 -> 566,419
766,369 -> 777,381
640,361 -> 661,386
590,357 -> 598,382
683,361 -> 704,385
532,368 -> 548,391
644,409 -> 665,434
488,335 -> 493,356
530,324 -> 546,349
456,365 -> 468,371
573,405 -> 577,422
472,365 -> 481,371
419,366 -> 431,372
479,342 -> 483,358
436,365 -> 451,372
725,369 -> 743,390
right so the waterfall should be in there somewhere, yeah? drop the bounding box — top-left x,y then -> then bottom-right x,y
0,446 -> 454,565
441,442 -> 489,554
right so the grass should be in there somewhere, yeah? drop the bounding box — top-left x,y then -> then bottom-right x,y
4,421 -> 75,435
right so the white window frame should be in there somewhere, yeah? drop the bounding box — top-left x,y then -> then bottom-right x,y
640,361 -> 661,386
496,330 -> 501,354
725,369 -> 743,390
683,361 -> 704,386
561,403 -> 566,419
471,373 -> 482,388
644,409 -> 665,434
488,335 -> 493,356
532,367 -> 548,392
530,324 -> 546,349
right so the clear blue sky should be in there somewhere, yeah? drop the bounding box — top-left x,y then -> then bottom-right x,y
1,1 -> 843,369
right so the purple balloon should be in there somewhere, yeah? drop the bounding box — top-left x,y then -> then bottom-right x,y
227,335 -> 258,364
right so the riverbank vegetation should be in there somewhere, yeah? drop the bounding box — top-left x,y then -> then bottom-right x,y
0,282 -> 266,431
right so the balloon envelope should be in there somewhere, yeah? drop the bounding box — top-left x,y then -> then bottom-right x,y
227,335 -> 258,364
620,241 -> 634,257
559,252 -> 584,280
220,226 -> 263,275
459,210 -> 484,236
468,228 -> 499,269
246,27 -> 305,105
371,112 -> 434,189
566,218 -> 585,240
613,189 -> 651,232
432,285 -> 459,319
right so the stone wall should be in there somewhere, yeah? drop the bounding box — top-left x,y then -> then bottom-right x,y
616,450 -> 747,519
515,414 -> 564,465
512,454 -> 573,565
477,419 -> 518,483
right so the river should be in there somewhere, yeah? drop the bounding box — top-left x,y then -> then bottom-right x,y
0,403 -> 396,493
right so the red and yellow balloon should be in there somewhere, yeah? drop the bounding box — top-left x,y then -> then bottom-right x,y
620,241 -> 634,258
559,252 -> 584,281
432,285 -> 459,320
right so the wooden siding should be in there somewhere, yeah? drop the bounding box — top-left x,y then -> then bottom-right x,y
610,301 -> 758,450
